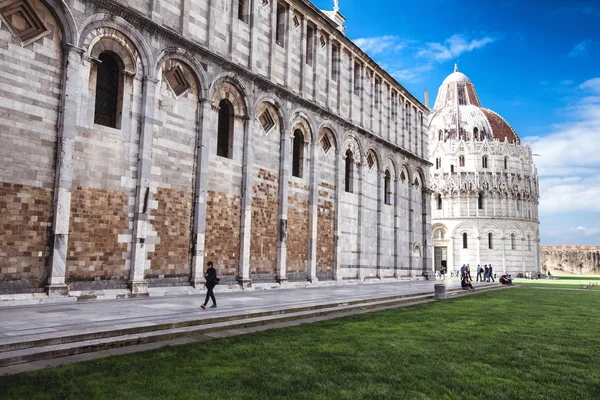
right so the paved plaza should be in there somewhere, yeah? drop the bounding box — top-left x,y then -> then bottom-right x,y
0,279 -> 504,375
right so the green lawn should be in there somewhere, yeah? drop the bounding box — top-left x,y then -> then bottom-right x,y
515,275 -> 600,290
1,288 -> 599,400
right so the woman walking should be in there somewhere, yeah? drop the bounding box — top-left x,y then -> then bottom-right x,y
201,261 -> 219,309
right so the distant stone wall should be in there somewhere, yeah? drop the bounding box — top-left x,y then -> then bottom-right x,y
541,246 -> 600,275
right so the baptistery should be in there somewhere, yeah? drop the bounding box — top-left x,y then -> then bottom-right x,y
429,65 -> 540,276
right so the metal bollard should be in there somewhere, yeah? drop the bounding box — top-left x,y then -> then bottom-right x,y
434,283 -> 446,300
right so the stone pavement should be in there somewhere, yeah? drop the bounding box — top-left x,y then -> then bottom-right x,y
0,279 -> 502,374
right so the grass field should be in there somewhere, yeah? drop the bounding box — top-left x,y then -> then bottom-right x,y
1,287 -> 599,400
515,275 -> 600,290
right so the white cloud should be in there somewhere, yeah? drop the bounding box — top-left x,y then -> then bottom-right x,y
353,36 -> 406,56
416,34 -> 496,62
579,77 -> 600,93
524,77 -> 600,215
570,226 -> 600,236
568,39 -> 593,57
390,64 -> 433,84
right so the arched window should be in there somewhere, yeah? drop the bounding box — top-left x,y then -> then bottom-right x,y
462,232 -> 468,249
459,155 -> 465,167
345,150 -> 354,193
438,130 -> 443,141
292,130 -> 304,178
478,192 -> 484,210
94,52 -> 122,128
436,194 -> 442,210
384,170 -> 391,205
504,157 -> 508,170
516,195 -> 521,211
482,155 -> 488,168
436,158 -> 441,169
473,127 -> 479,140
217,99 -> 234,158
527,235 -> 532,251
511,233 -> 516,250
434,229 -> 445,240
488,232 -> 493,249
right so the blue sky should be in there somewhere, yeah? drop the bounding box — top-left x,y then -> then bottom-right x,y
313,0 -> 600,246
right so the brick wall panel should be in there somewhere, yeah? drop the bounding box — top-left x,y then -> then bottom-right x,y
286,180 -> 309,277
250,169 -> 279,274
67,187 -> 129,281
146,188 -> 193,278
0,183 -> 53,290
204,190 -> 240,276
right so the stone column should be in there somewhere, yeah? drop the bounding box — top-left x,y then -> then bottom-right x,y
46,44 -> 84,296
128,76 -> 159,295
521,237 -> 526,275
276,129 -> 291,284
238,116 -> 255,287
190,99 -> 213,288
307,137 -> 318,283
447,236 -> 455,274
502,236 -> 507,274
333,148 -> 343,281
476,235 -> 481,266
535,238 -> 541,273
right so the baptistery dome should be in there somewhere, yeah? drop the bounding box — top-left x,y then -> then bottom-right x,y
430,64 -> 519,144
428,65 -> 540,278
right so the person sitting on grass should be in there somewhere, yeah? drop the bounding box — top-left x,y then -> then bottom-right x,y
461,276 -> 475,291
499,274 -> 513,285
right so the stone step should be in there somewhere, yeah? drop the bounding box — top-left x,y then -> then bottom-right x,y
0,289 -> 441,353
0,285 -> 504,368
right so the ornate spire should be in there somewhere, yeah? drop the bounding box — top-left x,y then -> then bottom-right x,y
334,0 -> 339,12
454,62 -> 459,72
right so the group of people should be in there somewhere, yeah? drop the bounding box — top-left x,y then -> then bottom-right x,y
444,264 -> 498,291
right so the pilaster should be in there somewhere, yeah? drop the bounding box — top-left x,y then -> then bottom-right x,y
357,162 -> 365,280
190,100 -> 212,288
276,129 -> 291,284
46,44 -> 84,297
376,170 -> 383,279
333,148 -> 343,281
307,137 -> 318,283
238,116 -> 255,288
128,76 -> 159,295
393,177 -> 400,278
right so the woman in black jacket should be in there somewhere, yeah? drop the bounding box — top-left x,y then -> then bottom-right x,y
201,261 -> 219,309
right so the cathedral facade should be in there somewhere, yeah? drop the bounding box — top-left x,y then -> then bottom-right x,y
0,0 -> 432,297
429,66 -> 540,276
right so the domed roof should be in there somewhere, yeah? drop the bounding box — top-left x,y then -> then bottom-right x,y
430,65 -> 520,144
442,71 -> 471,85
